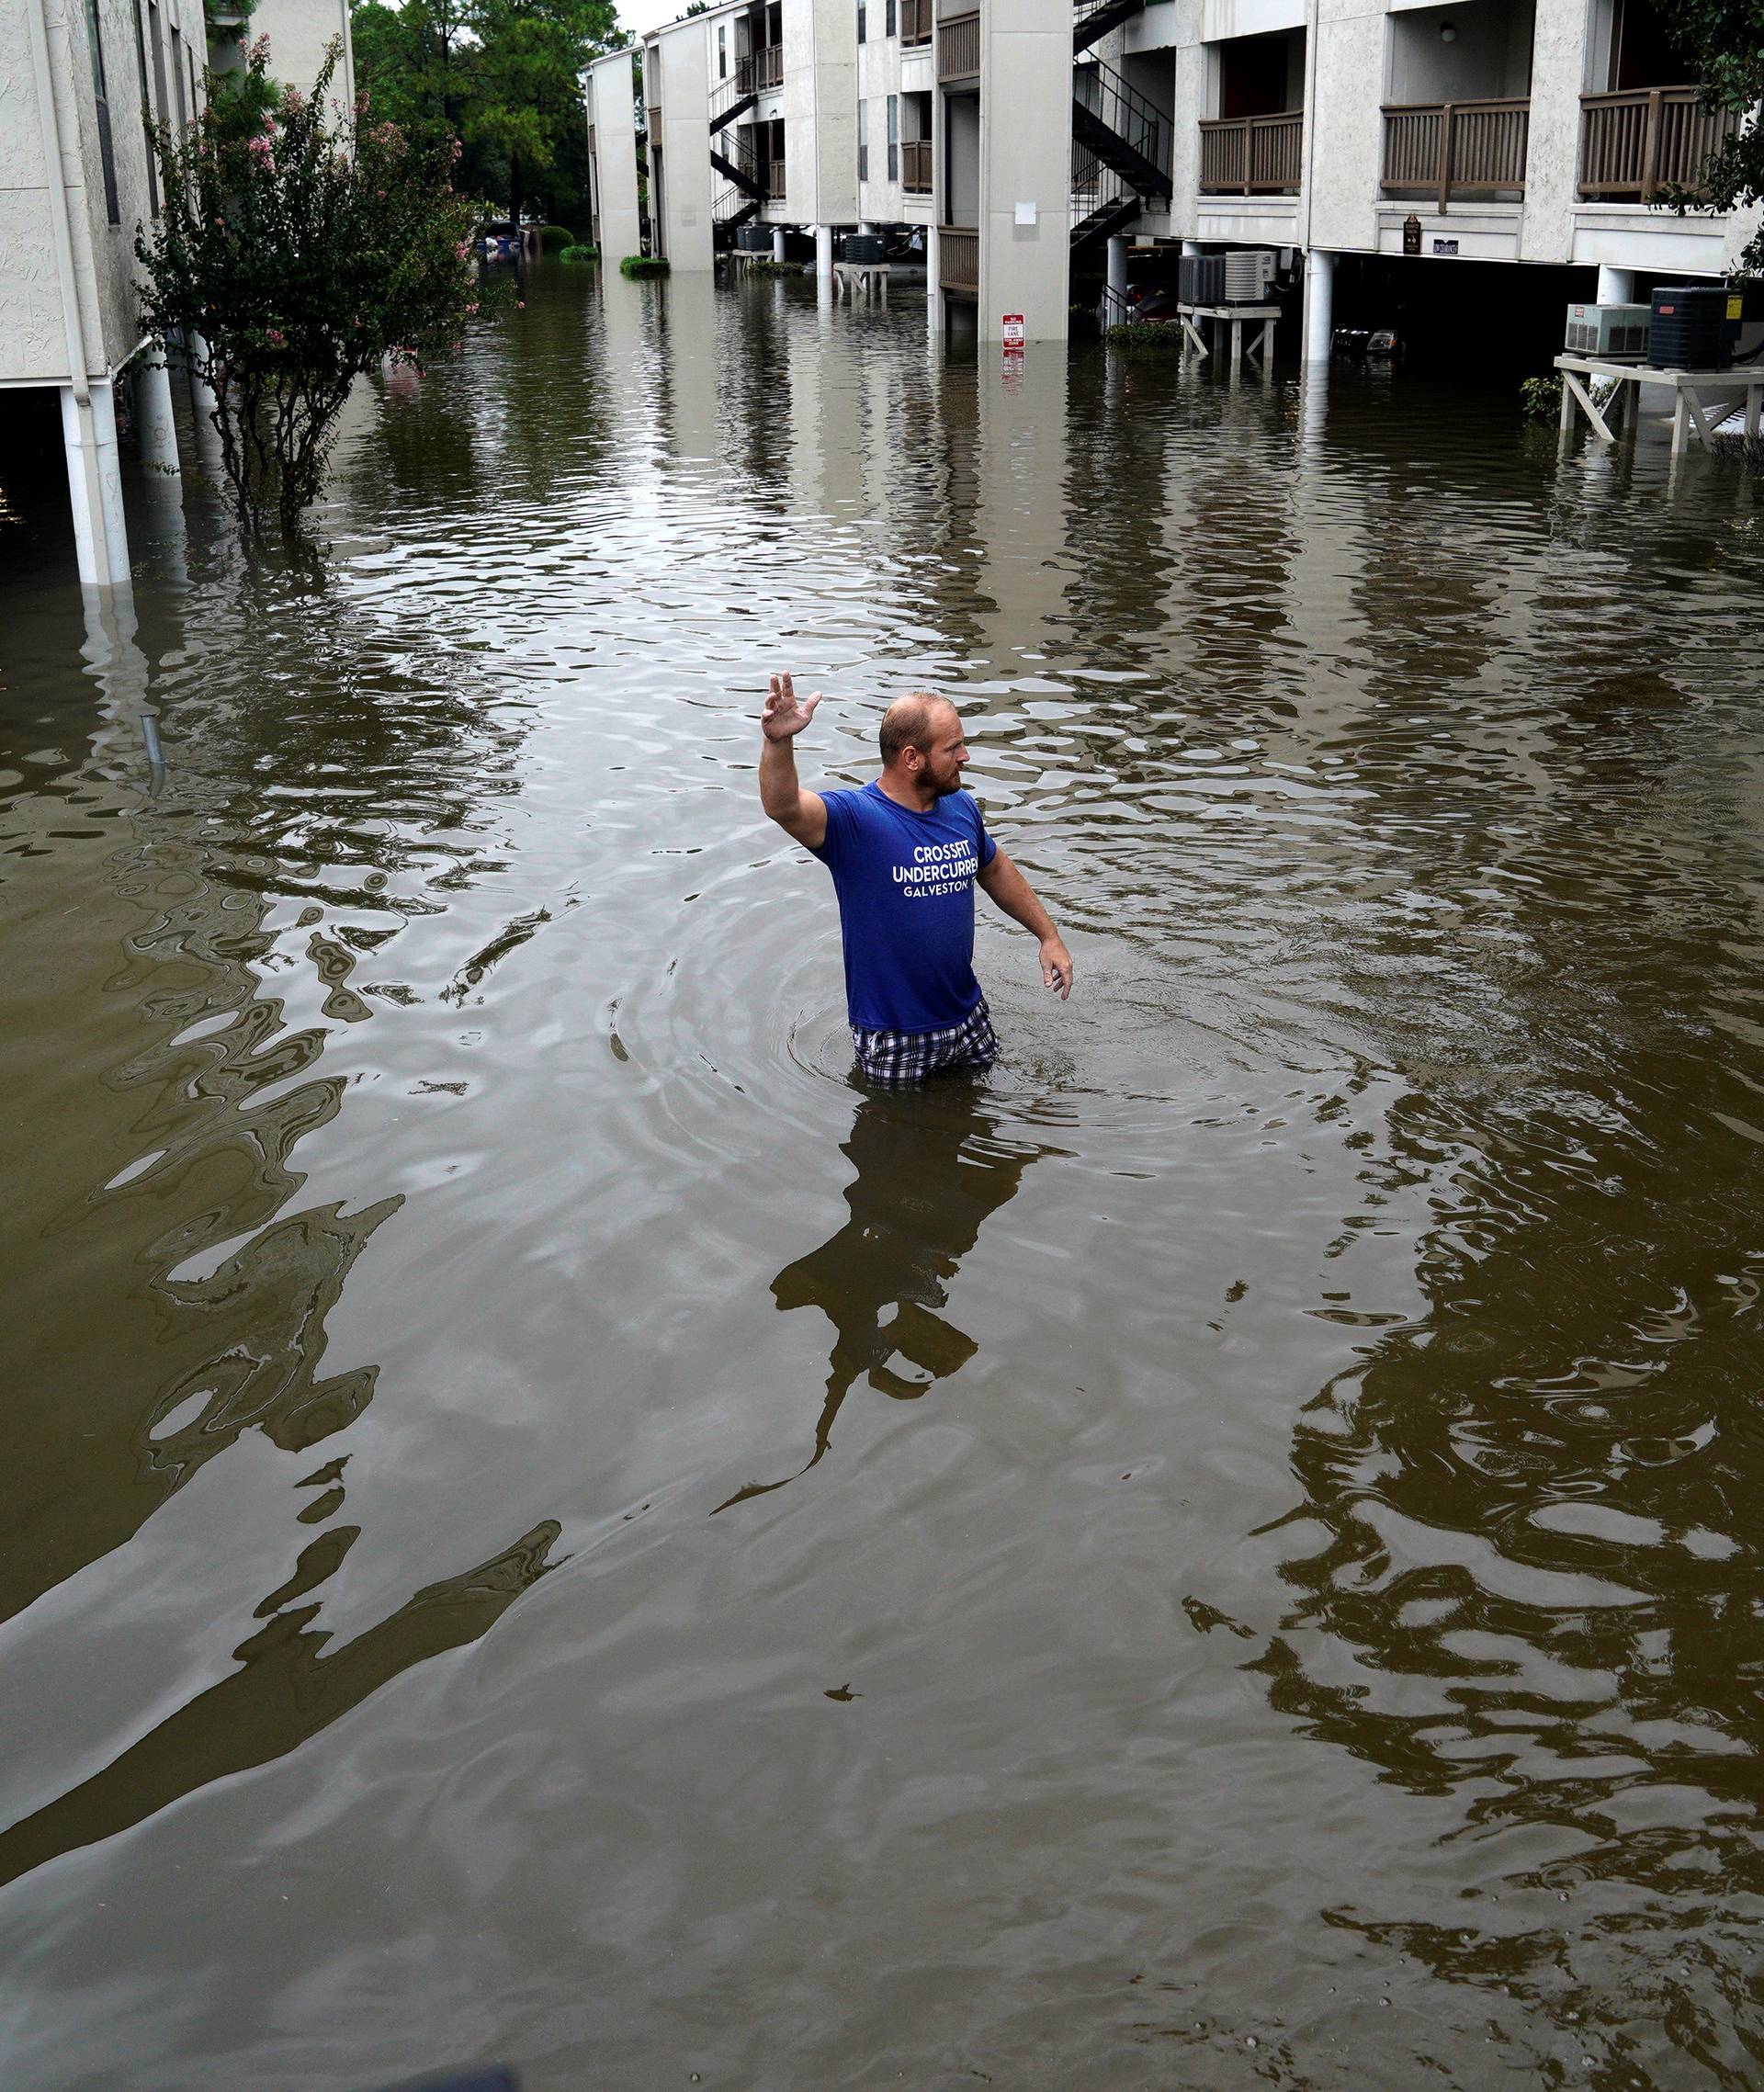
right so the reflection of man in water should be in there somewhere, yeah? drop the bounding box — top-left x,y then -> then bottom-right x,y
759,673 -> 1072,1084
715,1089 -> 1038,1511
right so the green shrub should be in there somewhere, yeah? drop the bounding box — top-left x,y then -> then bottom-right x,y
560,242 -> 599,262
1519,373 -> 1563,422
620,254 -> 671,277
741,255 -> 797,277
1105,321 -> 1183,351
537,224 -> 576,250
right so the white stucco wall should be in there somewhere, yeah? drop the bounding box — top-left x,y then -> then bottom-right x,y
654,19 -> 716,270
249,0 -> 356,106
979,0 -> 1074,339
2,0 -> 180,387
589,48 -> 643,264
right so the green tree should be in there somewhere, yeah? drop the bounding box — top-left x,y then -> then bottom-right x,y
461,0 -> 617,227
137,39 -> 485,535
1655,0 -> 1764,271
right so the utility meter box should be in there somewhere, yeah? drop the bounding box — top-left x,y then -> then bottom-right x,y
1564,302 -> 1650,356
1223,250 -> 1276,302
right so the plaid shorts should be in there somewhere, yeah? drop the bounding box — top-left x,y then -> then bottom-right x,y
852,996 -> 1000,1086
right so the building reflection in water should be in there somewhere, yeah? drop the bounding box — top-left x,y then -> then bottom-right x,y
716,1082 -> 1043,1513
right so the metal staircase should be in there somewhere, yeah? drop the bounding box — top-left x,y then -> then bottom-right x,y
1073,0 -> 1146,55
710,129 -> 769,202
1073,58 -> 1172,202
708,74 -> 759,135
1070,187 -> 1142,258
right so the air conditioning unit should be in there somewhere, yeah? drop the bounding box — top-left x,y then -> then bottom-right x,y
1647,284 -> 1740,370
1179,253 -> 1226,306
736,224 -> 774,253
1224,249 -> 1276,302
840,233 -> 888,265
1564,301 -> 1650,356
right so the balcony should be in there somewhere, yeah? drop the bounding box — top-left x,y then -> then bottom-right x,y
901,0 -> 932,46
1579,86 -> 1740,201
1198,110 -> 1303,195
1382,99 -> 1529,209
939,226 -> 978,295
901,137 -> 932,193
738,44 -> 784,94
938,11 -> 979,83
769,156 -> 786,199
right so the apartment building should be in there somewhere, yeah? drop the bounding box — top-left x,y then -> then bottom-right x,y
2,0 -> 356,587
929,0 -> 1759,342
606,0 -> 1757,353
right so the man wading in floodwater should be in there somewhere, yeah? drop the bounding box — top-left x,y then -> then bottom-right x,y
759,673 -> 1073,1083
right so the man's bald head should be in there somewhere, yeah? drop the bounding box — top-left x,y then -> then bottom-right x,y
879,693 -> 959,768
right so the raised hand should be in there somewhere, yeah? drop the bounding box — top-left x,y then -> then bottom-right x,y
762,672 -> 823,742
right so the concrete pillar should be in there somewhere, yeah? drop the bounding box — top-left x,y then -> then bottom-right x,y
857,221 -> 874,235
816,223 -> 833,276
60,380 -> 130,590
1106,233 -> 1129,317
1182,239 -> 1204,257
773,226 -> 786,263
1304,247 -> 1335,364
135,354 -> 179,475
1597,265 -> 1635,305
926,227 -> 944,338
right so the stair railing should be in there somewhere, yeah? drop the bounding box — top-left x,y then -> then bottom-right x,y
1078,57 -> 1172,190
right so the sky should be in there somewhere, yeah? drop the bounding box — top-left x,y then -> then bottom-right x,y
612,0 -> 695,37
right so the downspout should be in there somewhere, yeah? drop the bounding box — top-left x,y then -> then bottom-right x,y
1296,0 -> 1321,256
28,0 -> 99,412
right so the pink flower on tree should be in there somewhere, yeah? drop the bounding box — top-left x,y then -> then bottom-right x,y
266,328 -> 286,345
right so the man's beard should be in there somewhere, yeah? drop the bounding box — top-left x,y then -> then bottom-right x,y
930,769 -> 964,797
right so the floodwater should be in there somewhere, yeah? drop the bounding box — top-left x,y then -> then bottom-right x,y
4,266 -> 1764,2092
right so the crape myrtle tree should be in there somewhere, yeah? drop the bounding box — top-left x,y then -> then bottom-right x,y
1655,0 -> 1764,270
137,40 -> 484,536
350,0 -> 621,232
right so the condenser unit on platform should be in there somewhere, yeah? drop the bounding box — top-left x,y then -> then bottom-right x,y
1564,302 -> 1650,356
1179,254 -> 1226,306
1224,250 -> 1277,302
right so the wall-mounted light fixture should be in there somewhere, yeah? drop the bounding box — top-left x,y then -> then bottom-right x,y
1439,20 -> 1458,39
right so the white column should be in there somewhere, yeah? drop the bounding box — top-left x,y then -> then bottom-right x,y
926,227 -> 944,338
1106,233 -> 1129,316
61,381 -> 130,589
857,221 -> 874,235
773,226 -> 786,262
135,354 -> 180,475
1182,239 -> 1204,257
816,223 -> 833,275
1303,247 -> 1335,364
1597,265 -> 1635,305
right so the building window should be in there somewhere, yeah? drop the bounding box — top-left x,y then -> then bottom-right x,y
718,23 -> 727,78
887,93 -> 899,181
130,0 -> 159,213
85,0 -> 120,223
856,0 -> 865,42
886,0 -> 896,32
857,96 -> 867,181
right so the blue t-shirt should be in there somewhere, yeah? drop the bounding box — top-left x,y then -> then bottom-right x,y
809,781 -> 998,1033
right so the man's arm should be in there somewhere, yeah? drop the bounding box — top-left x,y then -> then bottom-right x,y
978,848 -> 1074,999
759,673 -> 828,851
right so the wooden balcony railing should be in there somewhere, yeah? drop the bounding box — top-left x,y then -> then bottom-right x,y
1382,98 -> 1529,209
1198,110 -> 1304,194
1578,85 -> 1740,200
938,226 -> 978,293
901,0 -> 933,46
938,11 -> 979,82
769,156 -> 787,199
901,137 -> 932,192
737,44 -> 784,94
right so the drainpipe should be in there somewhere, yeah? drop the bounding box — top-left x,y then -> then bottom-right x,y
29,0 -> 129,588
1297,0 -> 1329,365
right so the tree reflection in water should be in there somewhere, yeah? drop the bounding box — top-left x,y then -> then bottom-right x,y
1255,1084 -> 1764,2057
715,1081 -> 1043,1514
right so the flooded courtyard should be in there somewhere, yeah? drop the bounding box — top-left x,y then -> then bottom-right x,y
4,266 -> 1764,2090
